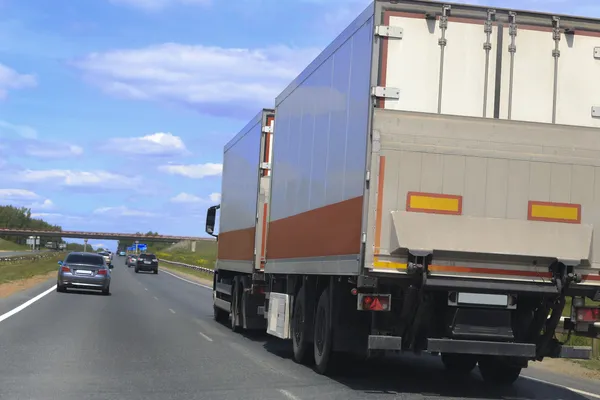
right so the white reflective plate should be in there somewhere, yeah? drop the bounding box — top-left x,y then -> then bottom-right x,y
457,293 -> 508,307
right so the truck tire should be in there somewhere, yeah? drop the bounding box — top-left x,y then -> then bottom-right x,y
313,288 -> 335,375
478,357 -> 522,385
292,286 -> 314,365
214,304 -> 228,323
441,353 -> 477,374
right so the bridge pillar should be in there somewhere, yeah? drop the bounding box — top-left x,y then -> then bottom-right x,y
191,241 -> 196,253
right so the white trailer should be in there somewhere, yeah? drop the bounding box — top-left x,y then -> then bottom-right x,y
207,0 -> 600,385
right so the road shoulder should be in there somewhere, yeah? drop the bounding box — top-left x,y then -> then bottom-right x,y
159,265 -> 213,287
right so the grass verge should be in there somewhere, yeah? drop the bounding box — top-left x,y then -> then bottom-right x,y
159,263 -> 213,284
0,238 -> 28,251
0,253 -> 65,284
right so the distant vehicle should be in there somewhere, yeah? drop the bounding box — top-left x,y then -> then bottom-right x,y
97,251 -> 112,266
126,254 -> 138,268
56,252 -> 112,295
119,251 -> 126,256
135,253 -> 158,274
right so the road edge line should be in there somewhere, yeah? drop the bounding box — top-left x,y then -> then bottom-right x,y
0,284 -> 57,324
160,269 -> 212,290
523,375 -> 600,399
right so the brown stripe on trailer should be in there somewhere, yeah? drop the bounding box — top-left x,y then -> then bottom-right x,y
217,227 -> 256,261
266,197 -> 363,259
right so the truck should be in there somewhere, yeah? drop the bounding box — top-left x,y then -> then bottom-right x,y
205,0 -> 600,385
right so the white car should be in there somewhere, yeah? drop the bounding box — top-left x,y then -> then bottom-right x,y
98,251 -> 111,265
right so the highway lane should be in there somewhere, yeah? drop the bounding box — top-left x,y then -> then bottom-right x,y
0,257 -> 598,400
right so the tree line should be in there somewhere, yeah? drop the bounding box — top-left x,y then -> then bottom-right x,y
0,205 -> 63,245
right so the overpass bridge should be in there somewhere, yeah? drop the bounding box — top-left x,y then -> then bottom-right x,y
0,228 -> 213,243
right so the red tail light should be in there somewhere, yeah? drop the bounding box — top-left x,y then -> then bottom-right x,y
359,294 -> 391,311
61,266 -> 70,272
97,269 -> 107,275
576,307 -> 600,322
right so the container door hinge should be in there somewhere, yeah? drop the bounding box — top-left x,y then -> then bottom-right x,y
262,125 -> 273,133
375,25 -> 403,39
362,232 -> 367,243
371,86 -> 400,99
260,162 -> 271,170
592,106 -> 600,118
365,170 -> 370,183
594,47 -> 600,59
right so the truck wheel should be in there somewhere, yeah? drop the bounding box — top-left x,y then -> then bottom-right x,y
479,357 -> 522,385
292,286 -> 314,365
313,288 -> 335,375
441,353 -> 477,374
214,304 -> 228,323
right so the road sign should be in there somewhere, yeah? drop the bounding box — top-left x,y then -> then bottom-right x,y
127,246 -> 135,251
137,244 -> 147,252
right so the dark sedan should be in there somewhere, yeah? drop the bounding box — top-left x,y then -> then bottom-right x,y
135,253 -> 159,274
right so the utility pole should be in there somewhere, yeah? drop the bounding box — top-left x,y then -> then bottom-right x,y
84,239 -> 88,252
135,240 -> 139,255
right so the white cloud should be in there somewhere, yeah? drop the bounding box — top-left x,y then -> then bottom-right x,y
93,205 -> 157,217
170,191 -> 221,203
209,192 -> 221,202
71,43 -> 320,117
23,141 -> 84,158
30,199 -> 54,210
0,188 -> 40,200
0,63 -> 37,99
105,132 -> 187,156
30,212 -> 84,221
109,0 -> 210,11
15,169 -> 141,189
159,163 -> 222,179
170,192 -> 202,203
0,120 -> 37,139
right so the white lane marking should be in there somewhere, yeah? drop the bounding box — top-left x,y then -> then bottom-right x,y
153,296 -> 159,300
161,269 -> 212,290
198,331 -> 213,342
144,288 -> 148,291
169,308 -> 176,314
0,285 -> 56,324
278,389 -> 301,400
523,376 -> 600,399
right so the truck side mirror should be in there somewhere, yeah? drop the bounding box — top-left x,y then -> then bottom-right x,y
206,204 -> 220,239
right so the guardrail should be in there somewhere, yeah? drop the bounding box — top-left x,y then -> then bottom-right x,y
158,258 -> 214,275
0,252 -> 63,264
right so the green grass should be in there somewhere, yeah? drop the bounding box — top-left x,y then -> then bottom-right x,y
155,241 -> 217,270
0,253 -> 65,284
159,263 -> 214,283
0,238 -> 29,251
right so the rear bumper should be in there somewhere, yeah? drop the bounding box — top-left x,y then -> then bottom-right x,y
58,273 -> 110,290
367,335 -> 592,359
136,263 -> 158,271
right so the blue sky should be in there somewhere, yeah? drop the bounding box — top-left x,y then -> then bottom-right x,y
0,0 -> 596,250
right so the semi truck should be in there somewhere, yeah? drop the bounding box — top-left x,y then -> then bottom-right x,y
205,0 -> 600,385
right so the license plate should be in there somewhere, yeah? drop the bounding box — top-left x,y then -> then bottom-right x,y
458,292 -> 508,306
77,270 -> 93,276
144,261 -> 151,264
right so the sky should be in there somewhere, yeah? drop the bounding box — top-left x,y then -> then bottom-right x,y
0,0 -> 597,250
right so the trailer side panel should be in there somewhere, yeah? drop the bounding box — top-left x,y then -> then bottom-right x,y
266,5 -> 376,275
217,111 -> 265,274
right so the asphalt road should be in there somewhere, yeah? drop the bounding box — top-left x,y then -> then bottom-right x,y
0,257 -> 598,400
